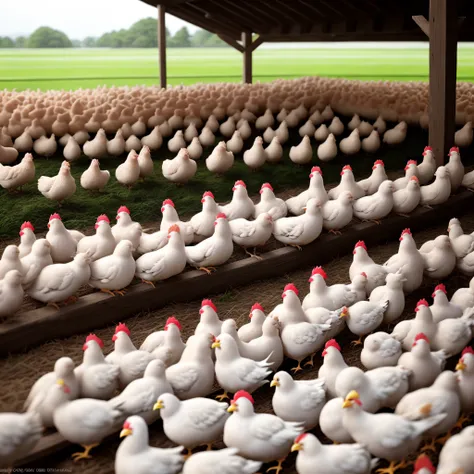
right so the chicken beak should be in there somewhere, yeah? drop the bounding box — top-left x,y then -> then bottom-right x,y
56,378 -> 65,387
153,400 -> 164,411
456,360 -> 467,371
270,379 -> 280,388
339,310 -> 348,318
211,341 -> 221,349
291,443 -> 302,452
342,400 -> 353,409
120,428 -> 132,438
227,403 -> 238,413
302,206 -> 307,211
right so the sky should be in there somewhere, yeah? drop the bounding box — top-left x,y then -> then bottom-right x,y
0,0 -> 199,39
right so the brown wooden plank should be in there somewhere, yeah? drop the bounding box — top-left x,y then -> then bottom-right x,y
428,0 -> 458,166
216,34 -> 244,53
157,5 -> 167,89
412,15 -> 430,37
242,31 -> 252,84
251,36 -> 265,52
1,191 -> 474,359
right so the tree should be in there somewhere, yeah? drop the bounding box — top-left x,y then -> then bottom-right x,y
192,29 -> 213,47
28,27 -> 72,48
83,36 -> 97,47
71,39 -> 81,48
127,18 -> 157,47
0,37 -> 15,48
169,27 -> 191,47
14,36 -> 27,48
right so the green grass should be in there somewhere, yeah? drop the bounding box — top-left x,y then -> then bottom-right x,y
1,45 -> 474,91
0,123 -> 439,240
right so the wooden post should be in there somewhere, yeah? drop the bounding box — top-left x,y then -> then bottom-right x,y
428,0 -> 457,166
242,32 -> 252,83
157,4 -> 167,88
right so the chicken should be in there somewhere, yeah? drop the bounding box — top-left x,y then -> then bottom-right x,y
454,121 -> 473,147
63,136 -> 81,162
206,141 -> 234,175
194,298 -> 223,337
447,217 -> 474,258
392,176 -> 421,215
254,183 -> 287,220
361,130 -> 381,154
265,136 -> 283,163
218,180 -> 255,220
322,191 -> 354,233
383,121 -> 407,145
115,150 -> 140,188
182,448 -> 261,474
0,152 -> 35,191
44,213 -> 78,263
112,205 -> 142,249
339,129 -> 361,155
273,198 -> 323,248
417,146 -> 437,185
357,159 -> 388,196
150,317 -> 185,368
341,300 -> 389,343
361,332 -> 402,370
38,160 -> 76,204
397,333 -> 447,391
369,271 -> 406,324
437,425 -> 474,474
0,245 -> 22,280
244,136 -> 267,169
190,191 -> 219,242
445,146 -> 464,191
77,214 -> 116,261
420,166 -> 452,206
349,240 -> 388,294
270,371 -> 326,430
289,135 -> 313,165
80,159 -> 110,191
430,283 -> 463,323
286,166 -> 328,216
420,235 -> 456,279
107,129 -> 126,156
432,309 -> 474,356
226,130 -> 244,154
456,346 -> 474,413
224,390 -> 304,471
353,180 -> 394,222
20,239 -> 53,288
393,160 -> 419,191
115,416 -> 184,474
162,148 -> 197,184
185,213 -> 233,272
168,130 -> 186,152
83,128 -> 107,159
18,221 -> 36,258
318,339 -> 349,399
160,198 -> 194,245
317,133 -> 338,162
328,165 -> 365,200
229,213 -> 273,258
0,270 -> 24,319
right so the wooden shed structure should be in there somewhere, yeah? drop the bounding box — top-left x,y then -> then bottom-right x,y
139,0 -> 474,163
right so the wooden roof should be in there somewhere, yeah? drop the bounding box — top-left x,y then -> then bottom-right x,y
141,0 -> 474,42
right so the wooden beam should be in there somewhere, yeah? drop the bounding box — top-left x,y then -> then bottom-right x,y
251,35 -> 265,52
157,4 -> 167,89
217,34 -> 244,53
412,15 -> 430,37
242,31 -> 252,84
428,0 -> 458,166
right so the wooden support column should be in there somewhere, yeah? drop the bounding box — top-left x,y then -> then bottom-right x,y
242,32 -> 252,84
157,4 -> 167,89
428,0 -> 457,166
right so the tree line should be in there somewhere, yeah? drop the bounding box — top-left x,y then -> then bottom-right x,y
0,19 -> 227,48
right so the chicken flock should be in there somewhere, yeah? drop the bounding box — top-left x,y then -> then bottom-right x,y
2,145 -> 474,318
1,223 -> 474,473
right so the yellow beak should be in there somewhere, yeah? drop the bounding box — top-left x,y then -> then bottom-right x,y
227,403 -> 237,413
302,207 -> 307,211
291,442 -> 302,452
342,400 -> 353,409
270,379 -> 280,388
56,378 -> 65,386
339,311 -> 348,318
211,341 -> 221,349
456,361 -> 467,371
153,400 -> 164,411
120,428 -> 132,438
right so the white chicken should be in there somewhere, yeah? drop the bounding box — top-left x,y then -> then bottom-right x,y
445,146 -> 464,191
286,166 -> 328,215
430,283 -> 463,323
0,152 -> 35,191
328,165 -> 365,200
45,213 -> 78,263
244,136 -> 267,170
417,146 -> 437,185
20,239 -> 53,288
357,159 -> 387,196
383,121 -> 407,145
77,214 -> 116,261
190,190 -> 219,242
393,176 -> 421,216
160,198 -> 194,245
38,160 -> 76,204
206,141 -> 234,175
80,159 -> 110,191
115,150 -> 140,188
420,166 -> 452,206
162,148 -> 197,184
229,213 -> 273,258
18,221 -> 36,258
352,180 -> 394,223
254,182 -> 287,220
322,191 -> 354,233
420,235 -> 456,279
447,217 -> 474,258
112,205 -> 142,250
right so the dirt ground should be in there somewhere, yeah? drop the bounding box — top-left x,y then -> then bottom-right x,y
1,216 -> 473,473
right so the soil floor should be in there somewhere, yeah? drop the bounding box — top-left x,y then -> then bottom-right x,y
1,214 -> 473,473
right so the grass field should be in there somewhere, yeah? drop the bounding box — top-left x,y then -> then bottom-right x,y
2,44 -> 474,91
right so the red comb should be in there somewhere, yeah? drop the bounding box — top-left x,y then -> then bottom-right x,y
261,183 -> 273,191
354,241 -> 367,251
201,299 -> 217,312
432,284 -> 447,296
117,206 -> 130,215
462,346 -> 474,357
294,433 -> 308,444
361,272 -> 367,278
413,454 -> 435,474
416,299 -> 429,308
325,339 -> 341,351
342,165 -> 352,171
232,390 -> 254,404
96,214 -> 110,224
311,166 -> 322,174
374,160 -> 384,166
162,199 -> 174,208
400,228 -> 411,241
414,333 -> 430,345
311,267 -> 327,279
20,221 -> 34,232
115,322 -> 130,336
251,303 -> 264,312
284,283 -> 299,295
449,146 -> 460,153
164,316 -> 182,331
122,420 -> 132,430
203,191 -> 214,199
407,160 -> 417,166
234,180 -> 246,188
216,212 -> 227,220
85,333 -> 104,348
424,146 -> 433,152
49,213 -> 61,221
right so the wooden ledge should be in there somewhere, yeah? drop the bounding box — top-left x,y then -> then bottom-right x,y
1,190 -> 474,358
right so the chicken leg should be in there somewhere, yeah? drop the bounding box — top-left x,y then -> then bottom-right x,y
376,459 -> 408,474
100,288 -> 116,297
216,390 -> 229,401
453,412 -> 471,429
291,360 -> 304,373
198,267 -> 216,274
184,448 -> 193,460
244,248 -> 263,260
71,443 -> 99,462
421,437 -> 438,453
351,335 -> 365,346
141,279 -> 156,288
304,353 -> 316,367
266,458 -> 286,474
329,229 -> 342,235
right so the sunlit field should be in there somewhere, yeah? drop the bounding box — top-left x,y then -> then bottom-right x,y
2,44 -> 474,91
